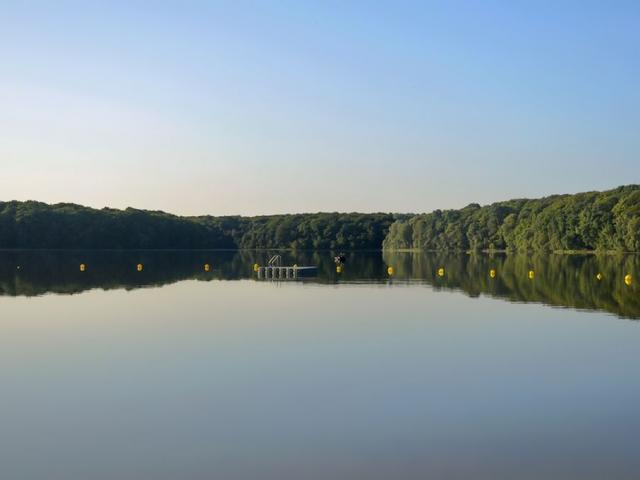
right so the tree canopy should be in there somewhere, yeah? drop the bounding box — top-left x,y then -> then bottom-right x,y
0,201 -> 398,250
383,185 -> 640,252
1,185 -> 637,251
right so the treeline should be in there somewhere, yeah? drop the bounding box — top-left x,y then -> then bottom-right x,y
227,213 -> 397,250
383,185 -> 640,252
2,185 -> 638,251
0,201 -> 398,250
0,201 -> 236,249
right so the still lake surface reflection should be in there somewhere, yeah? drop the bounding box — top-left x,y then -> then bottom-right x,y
0,251 -> 639,479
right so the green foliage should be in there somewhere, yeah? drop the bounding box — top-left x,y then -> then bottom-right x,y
383,185 -> 640,252
233,212 -> 397,250
2,185 -> 637,251
0,202 -> 398,250
0,201 -> 236,249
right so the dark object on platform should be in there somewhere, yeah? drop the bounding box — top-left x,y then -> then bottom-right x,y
334,254 -> 347,265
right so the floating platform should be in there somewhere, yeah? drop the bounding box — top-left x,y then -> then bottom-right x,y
256,265 -> 318,280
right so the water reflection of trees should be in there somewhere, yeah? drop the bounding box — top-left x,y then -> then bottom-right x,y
0,251 -> 388,297
383,252 -> 640,319
0,251 -> 638,319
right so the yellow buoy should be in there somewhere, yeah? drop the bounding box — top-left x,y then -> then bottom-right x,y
80,263 -> 86,272
387,266 -> 394,276
336,265 -> 342,274
204,263 -> 210,272
596,273 -> 603,281
136,263 -> 143,272
528,270 -> 535,280
437,267 -> 445,277
489,269 -> 496,278
253,263 -> 260,272
625,274 -> 632,286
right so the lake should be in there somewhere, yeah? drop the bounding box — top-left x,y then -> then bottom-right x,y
0,251 -> 639,479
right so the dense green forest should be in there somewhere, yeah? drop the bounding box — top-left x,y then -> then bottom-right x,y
225,213 -> 397,249
1,185 -> 638,251
0,201 -> 236,249
0,201 -> 397,250
383,185 -> 640,252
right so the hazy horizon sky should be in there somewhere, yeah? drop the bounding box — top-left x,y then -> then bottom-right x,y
1,1 -> 638,216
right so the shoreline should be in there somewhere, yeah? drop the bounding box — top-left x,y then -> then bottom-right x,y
0,248 -> 637,255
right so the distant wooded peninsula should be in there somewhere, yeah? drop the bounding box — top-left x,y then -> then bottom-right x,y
0,185 -> 638,252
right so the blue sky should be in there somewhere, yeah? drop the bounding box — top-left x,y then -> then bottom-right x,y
1,1 -> 638,215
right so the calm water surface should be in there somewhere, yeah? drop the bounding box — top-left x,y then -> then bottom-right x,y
0,251 -> 639,479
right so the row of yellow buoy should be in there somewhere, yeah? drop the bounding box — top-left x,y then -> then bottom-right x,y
385,266 -> 634,285
21,263 -> 640,286
79,263 -> 146,272
76,263 -> 216,273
